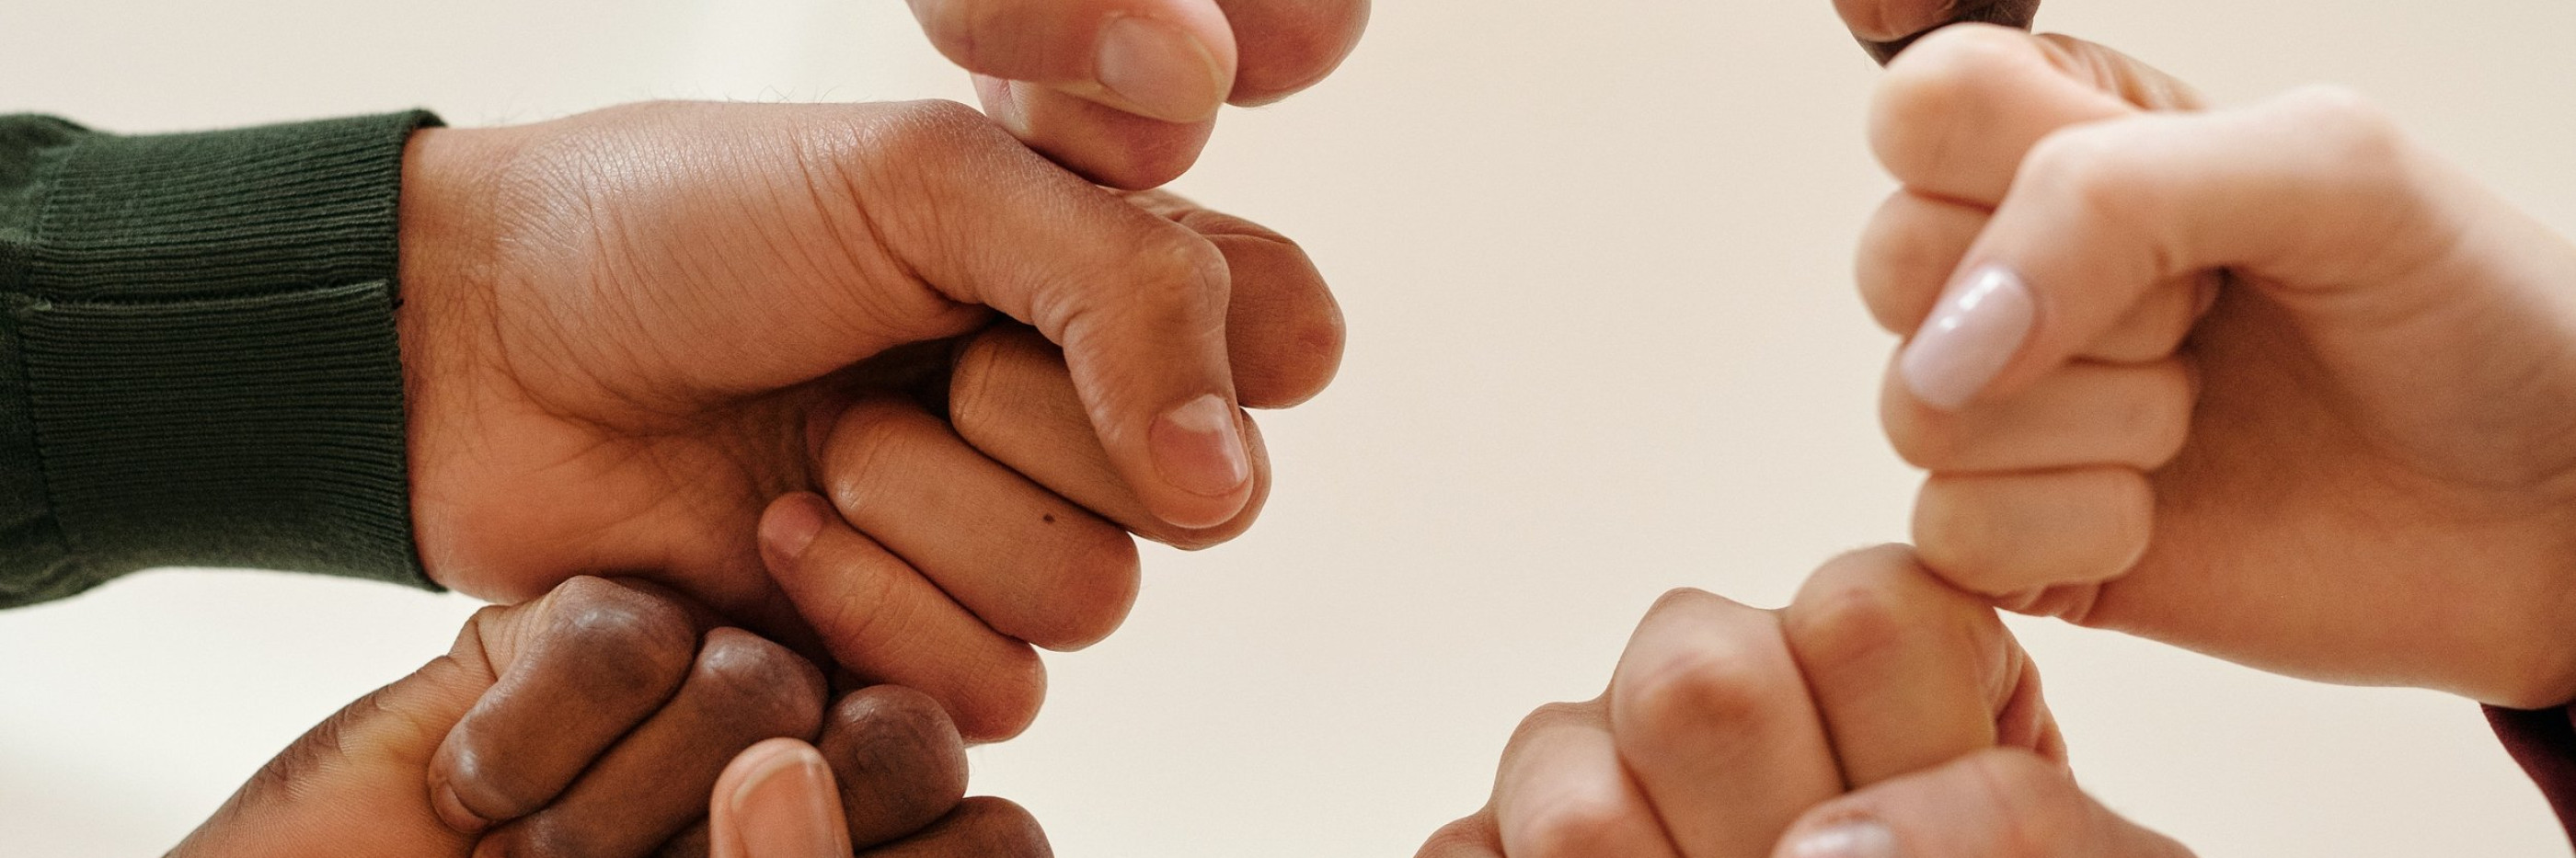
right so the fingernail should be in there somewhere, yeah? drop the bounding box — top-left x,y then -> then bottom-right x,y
1151,394 -> 1250,500
1784,820 -> 1900,858
730,744 -> 848,858
1899,264 -> 2035,411
429,781 -> 489,835
760,496 -> 828,571
1096,15 -> 1228,122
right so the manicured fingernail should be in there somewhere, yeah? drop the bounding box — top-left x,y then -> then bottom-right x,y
1899,264 -> 2034,411
760,496 -> 828,570
730,744 -> 848,858
1096,15 -> 1228,122
1151,394 -> 1250,500
1784,820 -> 1900,858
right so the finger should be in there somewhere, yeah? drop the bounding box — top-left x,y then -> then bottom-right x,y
1416,815 -> 1505,858
1771,749 -> 2193,858
939,0 -> 1370,188
1605,589 -> 1837,857
710,738 -> 853,858
835,100 -> 1254,530
815,686 -> 971,849
480,628 -> 828,858
1491,702 -> 1685,858
909,0 -> 1239,123
1869,28 -> 2200,207
759,492 -> 1046,743
1780,545 -> 2052,787
859,797 -> 1052,858
1913,468 -> 2153,596
1900,86 -> 2465,412
429,577 -> 704,834
1121,188 -> 1347,407
1881,358 -> 2195,474
949,325 -> 1273,550
813,398 -> 1141,651
1857,191 -> 2213,363
976,75 -> 1218,190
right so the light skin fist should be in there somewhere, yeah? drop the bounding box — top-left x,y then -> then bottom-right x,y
901,0 -> 1373,188
1858,25 -> 2576,707
397,101 -> 1344,738
167,576 -> 1046,858
1415,546 -> 2192,858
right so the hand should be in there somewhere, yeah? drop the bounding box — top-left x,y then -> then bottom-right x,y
1416,546 -> 2186,858
168,576 -> 1047,858
1827,0 -> 2041,63
1858,26 -> 2576,706
900,0 -> 1373,188
397,101 -> 1344,738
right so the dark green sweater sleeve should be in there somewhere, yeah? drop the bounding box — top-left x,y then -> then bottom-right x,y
0,111 -> 443,607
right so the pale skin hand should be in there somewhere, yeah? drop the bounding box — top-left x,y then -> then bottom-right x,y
168,576 -> 1049,858
1854,25 -> 2576,707
1417,546 -> 2189,858
397,100 -> 1344,739
900,0 -> 1373,189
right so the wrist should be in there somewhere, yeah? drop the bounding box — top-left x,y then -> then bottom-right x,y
397,125 -> 514,589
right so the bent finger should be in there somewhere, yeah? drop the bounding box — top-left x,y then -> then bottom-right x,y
1492,702 -> 1685,858
814,398 -> 1141,651
949,325 -> 1274,550
837,101 -> 1255,530
760,492 -> 1046,742
1771,749 -> 2193,858
1606,589 -> 1837,857
1913,468 -> 2154,596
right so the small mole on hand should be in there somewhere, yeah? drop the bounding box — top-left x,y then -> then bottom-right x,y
1042,513 -> 1056,524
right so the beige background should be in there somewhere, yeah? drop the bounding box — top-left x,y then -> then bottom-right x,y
5,0 -> 2574,854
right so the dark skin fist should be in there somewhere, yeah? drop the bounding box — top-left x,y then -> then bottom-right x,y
1837,0 -> 2041,63
168,576 -> 1048,858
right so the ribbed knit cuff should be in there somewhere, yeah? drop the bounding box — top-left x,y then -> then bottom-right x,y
0,111 -> 442,604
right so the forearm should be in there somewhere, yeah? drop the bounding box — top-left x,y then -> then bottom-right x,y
0,111 -> 441,606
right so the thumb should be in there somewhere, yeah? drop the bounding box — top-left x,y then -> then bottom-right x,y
1770,749 -> 2192,858
711,738 -> 854,858
831,101 -> 1257,530
906,0 -> 1237,124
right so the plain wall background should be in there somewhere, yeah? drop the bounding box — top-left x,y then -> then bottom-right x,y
6,1 -> 2575,854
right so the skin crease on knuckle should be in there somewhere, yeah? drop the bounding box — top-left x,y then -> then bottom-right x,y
1613,594 -> 1790,752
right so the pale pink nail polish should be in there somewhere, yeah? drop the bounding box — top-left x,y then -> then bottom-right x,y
1899,265 -> 2034,411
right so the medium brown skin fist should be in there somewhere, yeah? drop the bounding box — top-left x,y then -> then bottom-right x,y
1420,547 -> 2187,858
397,101 -> 1344,739
168,577 -> 1044,858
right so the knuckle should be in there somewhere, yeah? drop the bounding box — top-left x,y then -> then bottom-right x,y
2021,124 -> 2151,234
1511,783 -> 1641,858
1233,0 -> 1371,97
1784,573 -> 1919,677
691,629 -> 826,735
541,579 -> 698,693
1961,749 -> 2090,856
1614,641 -> 1780,741
822,401 -> 933,510
1507,701 -> 1601,749
1027,528 -> 1143,649
1873,24 -> 2039,173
